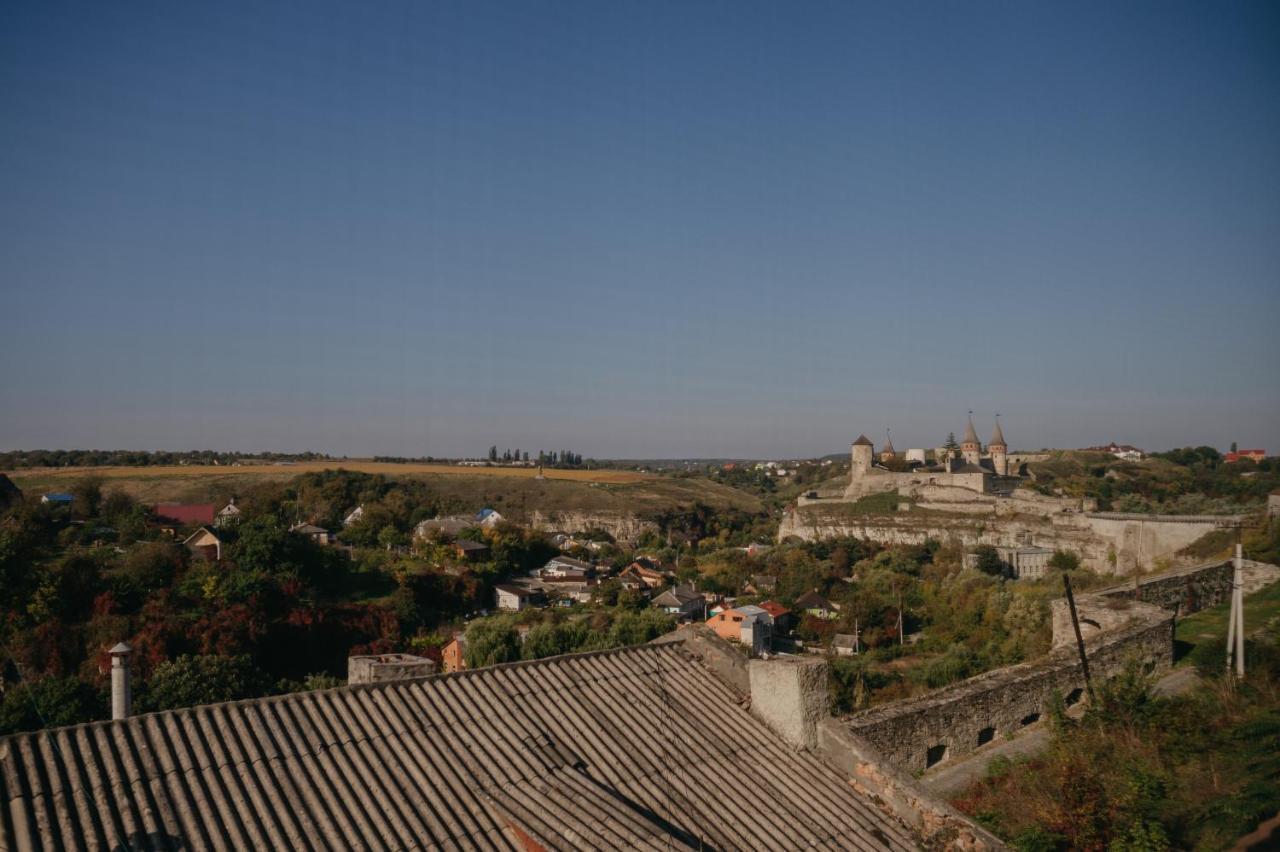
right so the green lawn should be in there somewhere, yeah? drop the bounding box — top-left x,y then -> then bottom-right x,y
1175,580 -> 1280,670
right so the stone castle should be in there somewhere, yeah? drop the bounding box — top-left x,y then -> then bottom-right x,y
845,416 -> 1027,499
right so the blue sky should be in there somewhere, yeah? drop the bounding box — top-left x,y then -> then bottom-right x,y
2,1 -> 1277,458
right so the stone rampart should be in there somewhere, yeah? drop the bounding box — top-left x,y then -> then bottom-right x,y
845,603 -> 1173,774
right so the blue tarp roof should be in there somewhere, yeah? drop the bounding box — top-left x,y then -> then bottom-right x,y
43,492 -> 74,502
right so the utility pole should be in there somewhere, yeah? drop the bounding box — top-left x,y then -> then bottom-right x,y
1063,573 -> 1094,702
1226,540 -> 1245,679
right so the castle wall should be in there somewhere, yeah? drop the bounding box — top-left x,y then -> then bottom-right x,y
846,600 -> 1174,773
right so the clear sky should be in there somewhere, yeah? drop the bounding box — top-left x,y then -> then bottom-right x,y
2,1 -> 1277,459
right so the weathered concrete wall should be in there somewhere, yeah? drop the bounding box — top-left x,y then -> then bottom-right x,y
845,603 -> 1174,774
347,653 -> 437,684
748,657 -> 830,749
1084,514 -> 1227,575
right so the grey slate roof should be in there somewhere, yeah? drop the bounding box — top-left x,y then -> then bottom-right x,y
0,644 -> 918,851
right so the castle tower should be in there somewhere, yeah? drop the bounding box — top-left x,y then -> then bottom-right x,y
851,435 -> 874,479
961,416 -> 981,466
989,417 -> 1008,476
879,430 -> 896,464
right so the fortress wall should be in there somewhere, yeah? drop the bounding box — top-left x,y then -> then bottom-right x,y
1084,515 -> 1224,574
846,602 -> 1173,774
844,559 -> 1278,775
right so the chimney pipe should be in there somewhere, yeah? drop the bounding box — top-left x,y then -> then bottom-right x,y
109,642 -> 132,720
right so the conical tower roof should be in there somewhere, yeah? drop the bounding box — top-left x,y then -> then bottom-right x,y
962,418 -> 980,446
989,419 -> 1006,448
882,432 -> 895,453
852,435 -> 874,447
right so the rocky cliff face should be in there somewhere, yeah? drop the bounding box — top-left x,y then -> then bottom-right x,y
778,503 -> 1227,575
526,509 -> 660,543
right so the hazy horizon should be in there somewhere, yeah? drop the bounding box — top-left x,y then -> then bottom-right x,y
3,2 -> 1278,459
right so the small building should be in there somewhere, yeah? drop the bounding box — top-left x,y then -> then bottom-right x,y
963,545 -> 1054,579
1225,449 -> 1266,463
745,574 -> 778,595
441,635 -> 468,673
348,653 -> 436,684
290,523 -> 335,546
651,586 -> 705,621
152,503 -> 217,526
705,606 -> 773,654
415,516 -> 472,539
475,508 -> 505,528
40,492 -> 74,505
453,539 -> 490,561
620,560 -> 669,589
832,633 -> 860,656
495,584 -> 535,611
757,600 -> 794,632
795,591 -> 840,621
342,505 -> 365,527
183,526 -> 225,561
541,555 -> 595,578
215,500 -> 241,527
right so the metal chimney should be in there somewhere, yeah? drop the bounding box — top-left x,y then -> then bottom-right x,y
109,642 -> 132,720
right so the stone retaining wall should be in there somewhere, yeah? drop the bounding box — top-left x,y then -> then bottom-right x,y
844,604 -> 1173,774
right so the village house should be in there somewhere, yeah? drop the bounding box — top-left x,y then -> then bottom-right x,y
452,539 -> 490,561
540,555 -> 595,578
182,526 -> 225,561
1225,448 -> 1266,463
495,584 -> 536,611
215,499 -> 241,527
40,492 -> 74,505
620,558 -> 669,589
651,585 -> 705,621
832,633 -> 860,656
440,635 -> 467,673
475,507 -> 505,527
290,522 -> 335,546
342,505 -> 364,526
796,590 -> 840,620
704,605 -> 773,655
757,600 -> 794,632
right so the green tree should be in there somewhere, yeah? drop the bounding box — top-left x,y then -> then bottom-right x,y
1048,550 -> 1081,573
971,545 -> 1008,578
464,619 -> 520,668
139,654 -> 273,712
71,476 -> 103,518
0,676 -> 105,735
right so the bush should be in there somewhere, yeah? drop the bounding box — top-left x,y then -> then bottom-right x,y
0,676 -> 105,735
139,654 -> 273,712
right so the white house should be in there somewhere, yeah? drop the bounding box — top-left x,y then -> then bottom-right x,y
495,584 -> 533,612
215,500 -> 241,527
342,505 -> 365,527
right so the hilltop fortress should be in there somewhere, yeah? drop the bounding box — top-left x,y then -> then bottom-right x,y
784,417 -> 1244,575
845,417 -> 1031,499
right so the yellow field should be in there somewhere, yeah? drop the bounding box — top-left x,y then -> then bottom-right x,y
4,461 -> 651,485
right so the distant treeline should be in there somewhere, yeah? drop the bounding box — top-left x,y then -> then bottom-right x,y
0,450 -> 332,469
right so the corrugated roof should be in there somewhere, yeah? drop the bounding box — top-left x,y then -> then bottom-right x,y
0,644 -> 918,851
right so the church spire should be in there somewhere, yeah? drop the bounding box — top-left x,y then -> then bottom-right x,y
962,413 -> 980,447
